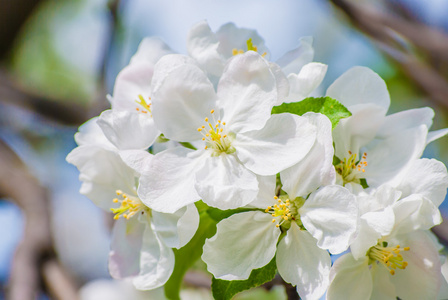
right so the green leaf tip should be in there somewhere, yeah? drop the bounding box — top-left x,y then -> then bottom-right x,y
211,257 -> 277,300
272,96 -> 352,129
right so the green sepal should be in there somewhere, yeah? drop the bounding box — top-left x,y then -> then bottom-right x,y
211,257 -> 277,300
271,96 -> 352,129
360,178 -> 369,189
163,203 -> 218,300
178,141 -> 197,150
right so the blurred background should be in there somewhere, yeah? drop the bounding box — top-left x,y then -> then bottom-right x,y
1,0 -> 448,299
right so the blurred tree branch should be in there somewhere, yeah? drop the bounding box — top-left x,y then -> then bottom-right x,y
0,139 -> 79,300
329,0 -> 448,109
0,0 -> 121,299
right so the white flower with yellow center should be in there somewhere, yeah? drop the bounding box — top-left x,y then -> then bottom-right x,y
66,120 -> 199,291
97,37 -> 174,151
202,175 -> 358,300
187,20 -> 327,102
326,178 -> 446,300
138,51 -> 318,213
328,66 -> 448,192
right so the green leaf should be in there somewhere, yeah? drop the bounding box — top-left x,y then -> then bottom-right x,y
206,206 -> 256,223
272,96 -> 352,128
211,257 -> 277,300
164,207 -> 218,300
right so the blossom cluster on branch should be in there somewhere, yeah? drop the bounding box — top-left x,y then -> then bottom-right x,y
67,21 -> 448,300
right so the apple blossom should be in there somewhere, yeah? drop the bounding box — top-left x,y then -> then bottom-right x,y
328,66 -> 448,192
97,37 -> 173,151
187,20 -> 327,101
66,119 -> 199,290
139,51 -> 319,213
202,178 -> 357,300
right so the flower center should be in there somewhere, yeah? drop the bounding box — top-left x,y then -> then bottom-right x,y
197,109 -> 235,155
111,190 -> 146,220
335,151 -> 368,186
367,241 -> 410,275
232,38 -> 267,57
265,196 -> 304,229
135,95 -> 152,116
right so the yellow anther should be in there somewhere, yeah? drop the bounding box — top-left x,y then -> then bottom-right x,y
197,128 -> 202,131
232,49 -> 238,55
222,122 -> 226,125
272,219 -> 276,223
275,224 -> 280,228
390,270 -> 395,275
205,117 -> 208,122
113,198 -> 118,203
274,196 -> 278,200
116,190 -> 123,196
404,247 -> 410,251
202,138 -> 205,141
210,109 -> 215,114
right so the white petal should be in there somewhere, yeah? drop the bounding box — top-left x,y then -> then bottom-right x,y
300,185 -> 358,254
235,113 -> 316,176
326,66 -> 390,112
427,128 -> 448,145
66,145 -> 137,210
390,231 -> 442,300
217,51 -> 278,133
110,63 -> 154,111
98,110 -> 159,150
370,264 -> 397,300
392,195 -> 442,235
327,254 -> 372,300
246,175 -> 277,209
277,223 -> 330,300
284,63 -> 327,103
186,20 -> 224,78
216,22 -> 269,60
138,147 -> 203,213
202,211 -> 280,280
132,225 -> 174,290
357,184 -> 401,215
118,149 -> 153,176
332,103 -> 386,160
280,112 -> 335,198
151,54 -> 216,142
276,37 -> 314,76
151,204 -> 199,249
362,206 -> 396,236
109,218 -> 145,279
396,158 -> 448,207
74,117 -> 112,148
350,207 -> 395,260
364,125 -> 427,187
376,107 -> 434,139
129,37 -> 174,66
194,153 -> 258,210
269,62 -> 290,104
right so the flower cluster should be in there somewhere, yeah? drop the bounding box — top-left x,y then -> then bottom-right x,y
67,20 -> 448,299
